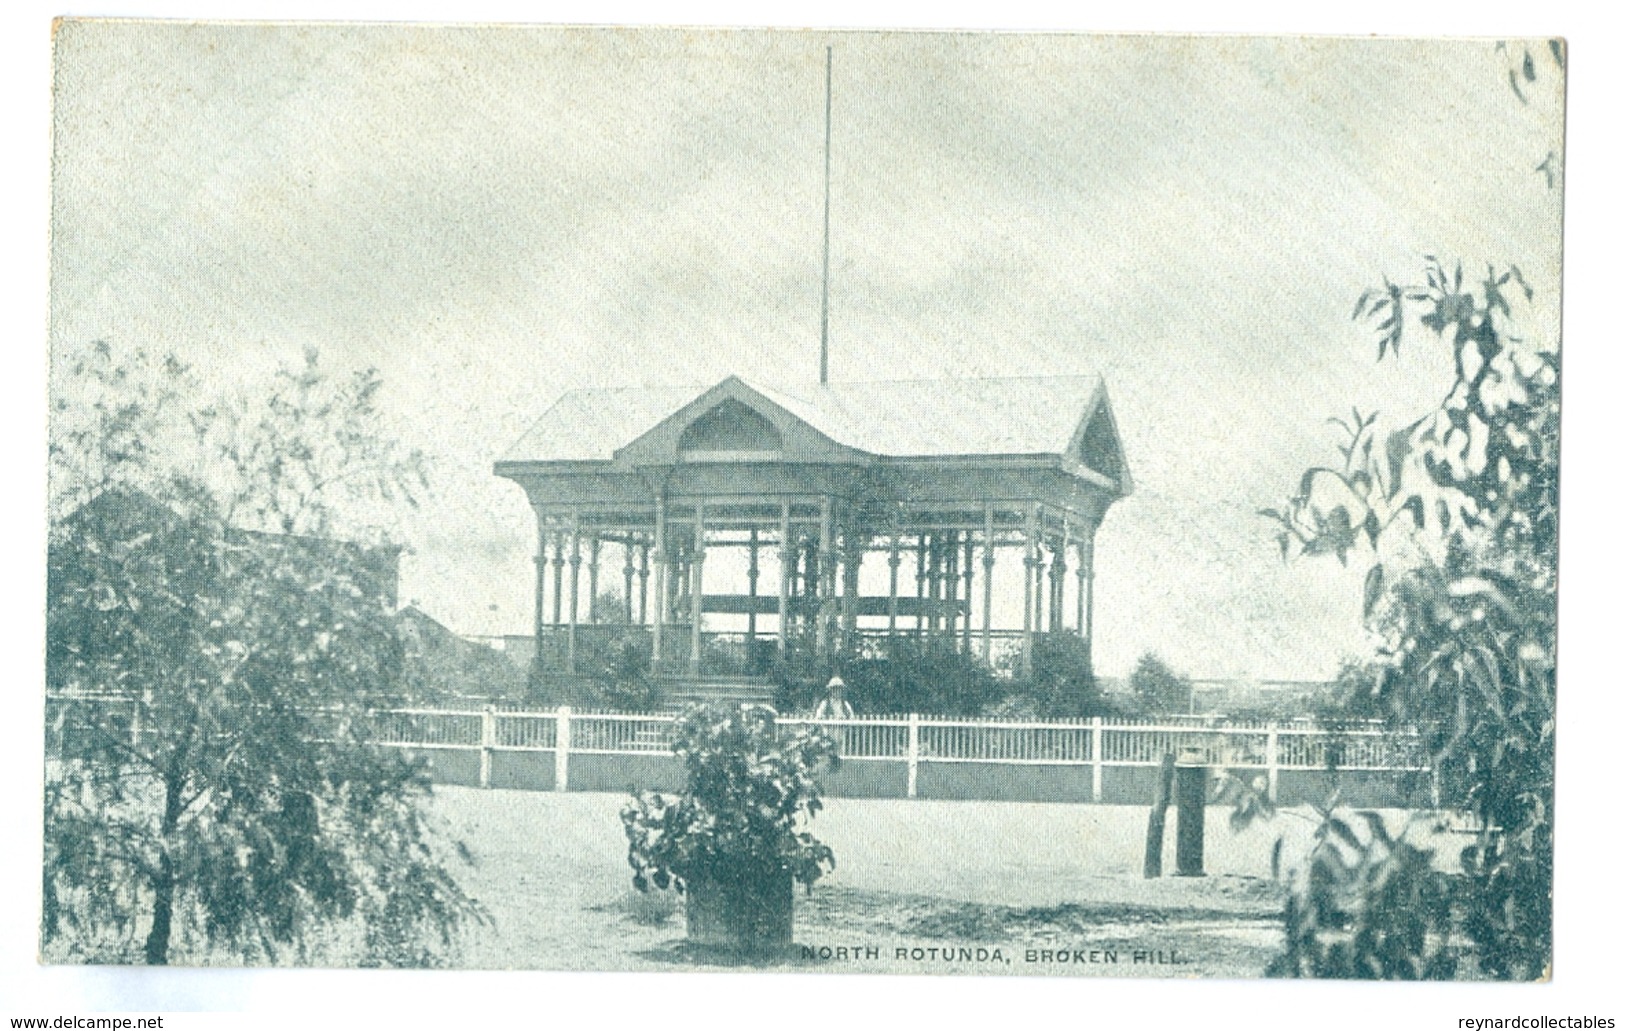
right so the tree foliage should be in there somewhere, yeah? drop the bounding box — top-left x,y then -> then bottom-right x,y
772,635 -> 1110,719
1260,255 -> 1556,979
1266,804 -> 1460,979
45,342 -> 483,966
1127,651 -> 1192,715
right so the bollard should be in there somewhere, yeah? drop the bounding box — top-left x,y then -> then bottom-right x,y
1174,753 -> 1207,877
1142,753 -> 1176,878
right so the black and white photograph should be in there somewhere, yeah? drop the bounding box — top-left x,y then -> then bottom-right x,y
11,4 -> 1615,1023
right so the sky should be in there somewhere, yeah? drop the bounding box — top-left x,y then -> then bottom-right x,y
48,24 -> 1565,679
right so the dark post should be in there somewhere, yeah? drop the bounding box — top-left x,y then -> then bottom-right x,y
1142,752 -> 1176,878
1174,754 -> 1207,877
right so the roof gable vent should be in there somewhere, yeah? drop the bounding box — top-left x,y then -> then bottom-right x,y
677,399 -> 784,460
1076,405 -> 1123,482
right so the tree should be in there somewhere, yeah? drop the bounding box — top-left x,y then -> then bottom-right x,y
1259,255 -> 1557,978
1252,35 -> 1561,978
45,342 -> 484,966
1128,652 -> 1192,715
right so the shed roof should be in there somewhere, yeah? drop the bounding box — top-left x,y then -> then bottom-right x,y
501,374 -> 1111,464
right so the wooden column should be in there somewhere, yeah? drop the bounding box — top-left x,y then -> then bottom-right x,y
802,539 -> 816,633
777,502 -> 792,657
637,541 -> 650,626
1051,520 -> 1070,634
1021,503 -> 1038,678
886,539 -> 901,637
1075,536 -> 1088,636
1081,524 -> 1096,654
815,498 -> 834,658
622,542 -> 635,624
981,505 -> 995,663
690,502 -> 706,676
914,535 -> 929,636
671,551 -> 686,626
566,520 -> 582,674
550,526 -> 566,628
944,531 -> 960,642
587,538 -> 601,624
1032,534 -> 1047,647
955,533 -> 968,647
533,522 -> 549,671
651,498 -> 666,664
936,533 -> 949,637
746,528 -> 760,647
840,532 -> 861,653
806,539 -> 818,607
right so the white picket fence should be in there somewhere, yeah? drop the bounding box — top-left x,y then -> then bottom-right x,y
361,705 -> 1430,801
45,694 -> 1432,802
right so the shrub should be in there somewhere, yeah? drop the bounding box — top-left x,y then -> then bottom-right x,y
621,703 -> 839,894
1003,634 -> 1112,718
527,631 -> 667,712
769,650 -> 833,713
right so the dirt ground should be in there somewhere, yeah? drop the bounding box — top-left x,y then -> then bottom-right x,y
430,787 -> 1459,978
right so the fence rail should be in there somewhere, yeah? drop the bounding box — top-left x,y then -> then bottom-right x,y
47,694 -> 1432,804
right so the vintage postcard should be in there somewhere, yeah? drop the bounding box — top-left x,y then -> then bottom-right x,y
43,22 -> 1564,984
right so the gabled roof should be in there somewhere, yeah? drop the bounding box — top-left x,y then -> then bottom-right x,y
54,486 -> 402,607
501,374 -> 1121,467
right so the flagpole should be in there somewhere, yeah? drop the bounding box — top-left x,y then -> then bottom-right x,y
819,44 -> 832,386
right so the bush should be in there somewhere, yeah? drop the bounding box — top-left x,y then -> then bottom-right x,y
776,636 -> 1121,719
527,631 -> 667,712
769,650 -> 833,713
844,643 -> 1006,716
1000,634 -> 1112,718
771,642 -> 1005,716
621,703 -> 839,892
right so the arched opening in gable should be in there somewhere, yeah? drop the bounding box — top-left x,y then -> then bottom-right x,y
678,399 -> 784,458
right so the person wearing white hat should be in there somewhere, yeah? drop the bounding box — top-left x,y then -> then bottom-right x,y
812,674 -> 854,720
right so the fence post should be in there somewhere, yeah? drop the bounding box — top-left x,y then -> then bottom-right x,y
906,713 -> 920,799
555,706 -> 572,792
1091,716 -> 1104,803
1265,721 -> 1279,804
480,705 -> 495,789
